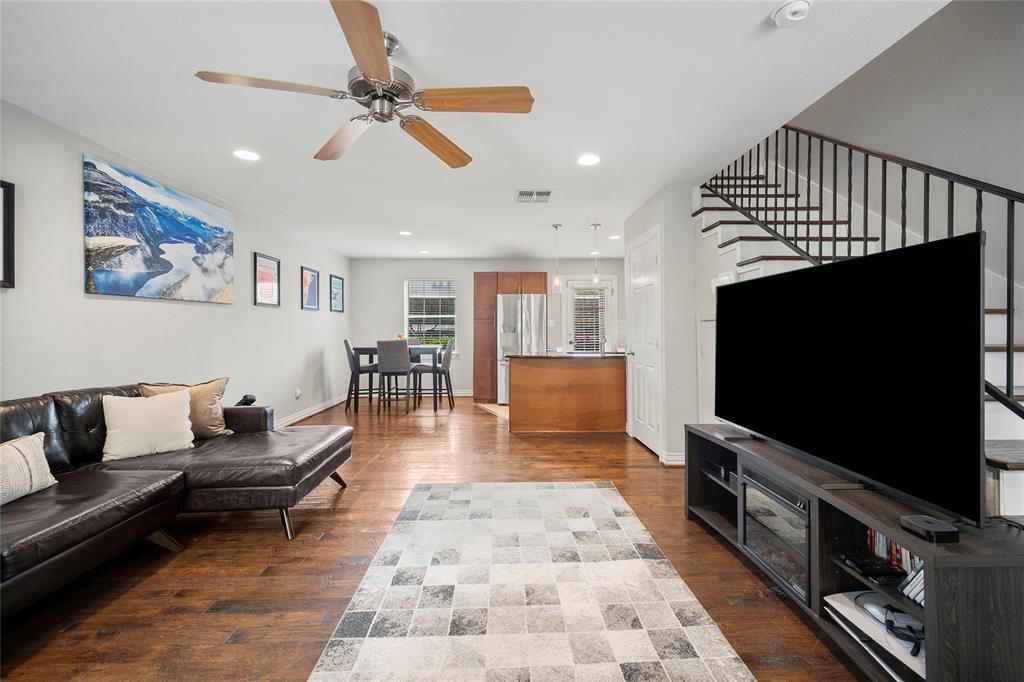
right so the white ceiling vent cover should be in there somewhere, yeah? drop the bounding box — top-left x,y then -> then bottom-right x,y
515,190 -> 554,204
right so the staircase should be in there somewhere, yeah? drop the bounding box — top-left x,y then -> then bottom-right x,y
695,124 -> 1024,515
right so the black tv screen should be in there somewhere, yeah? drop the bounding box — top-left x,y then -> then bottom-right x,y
715,232 -> 984,524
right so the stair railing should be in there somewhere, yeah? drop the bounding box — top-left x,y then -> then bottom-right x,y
702,124 -> 1024,418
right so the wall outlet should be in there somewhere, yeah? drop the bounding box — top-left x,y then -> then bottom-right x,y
294,388 -> 302,399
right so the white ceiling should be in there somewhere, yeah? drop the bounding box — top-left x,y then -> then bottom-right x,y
1,1 -> 943,259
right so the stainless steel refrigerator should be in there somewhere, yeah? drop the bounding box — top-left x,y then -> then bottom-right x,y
497,293 -> 547,404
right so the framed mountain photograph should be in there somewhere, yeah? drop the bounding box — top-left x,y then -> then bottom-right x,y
301,266 -> 319,311
83,155 -> 234,303
330,275 -> 344,313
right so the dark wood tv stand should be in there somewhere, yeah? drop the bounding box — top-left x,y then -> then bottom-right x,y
685,423 -> 1024,681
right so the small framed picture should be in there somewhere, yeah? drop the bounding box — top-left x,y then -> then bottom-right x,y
1,180 -> 14,289
253,252 -> 280,307
330,275 -> 345,313
301,266 -> 319,310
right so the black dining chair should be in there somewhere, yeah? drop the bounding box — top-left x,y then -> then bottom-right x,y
344,339 -> 377,412
377,339 -> 414,414
414,339 -> 455,409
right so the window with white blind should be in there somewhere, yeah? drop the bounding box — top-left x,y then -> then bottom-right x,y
404,279 -> 456,347
570,286 -> 607,352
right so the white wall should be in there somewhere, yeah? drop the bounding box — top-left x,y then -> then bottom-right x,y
0,102 -> 352,423
624,183 -> 699,463
792,1 -> 1023,194
348,257 -> 625,394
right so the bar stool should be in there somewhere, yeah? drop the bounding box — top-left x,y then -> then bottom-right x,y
414,339 -> 455,409
344,339 -> 376,412
377,339 -> 414,414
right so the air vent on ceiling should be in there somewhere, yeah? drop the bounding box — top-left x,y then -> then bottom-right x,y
515,189 -> 554,204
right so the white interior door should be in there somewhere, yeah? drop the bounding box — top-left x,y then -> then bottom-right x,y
627,225 -> 663,453
697,316 -> 716,423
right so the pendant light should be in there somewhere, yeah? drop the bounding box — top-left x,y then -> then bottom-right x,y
551,224 -> 562,293
590,223 -> 601,285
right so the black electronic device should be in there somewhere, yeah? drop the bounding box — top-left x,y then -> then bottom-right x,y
234,394 -> 256,406
716,232 -> 985,525
899,515 -> 960,543
836,551 -> 907,579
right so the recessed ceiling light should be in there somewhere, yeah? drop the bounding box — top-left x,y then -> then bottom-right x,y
577,153 -> 600,167
399,231 -> 413,236
589,251 -> 600,256
419,250 -> 430,255
608,234 -> 621,240
233,149 -> 260,161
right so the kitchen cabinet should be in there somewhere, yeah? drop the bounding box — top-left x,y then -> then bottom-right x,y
521,272 -> 547,294
497,272 -> 522,294
474,271 -> 547,403
474,272 -> 497,320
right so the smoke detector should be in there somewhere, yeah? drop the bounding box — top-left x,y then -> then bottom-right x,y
771,0 -> 813,28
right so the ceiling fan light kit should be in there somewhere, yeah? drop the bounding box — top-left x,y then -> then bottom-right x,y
196,0 -> 534,168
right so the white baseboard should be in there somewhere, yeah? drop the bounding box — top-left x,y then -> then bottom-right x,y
277,394 -> 347,427
660,451 -> 686,466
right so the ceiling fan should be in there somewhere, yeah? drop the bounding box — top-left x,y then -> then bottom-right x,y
195,0 -> 534,169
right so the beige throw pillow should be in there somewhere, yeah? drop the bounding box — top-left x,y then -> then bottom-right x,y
102,391 -> 194,461
139,377 -> 233,439
0,433 -> 58,505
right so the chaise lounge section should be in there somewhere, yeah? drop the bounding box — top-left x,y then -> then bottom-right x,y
1,384 -> 353,617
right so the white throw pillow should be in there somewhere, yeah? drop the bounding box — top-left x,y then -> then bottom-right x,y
0,433 -> 58,505
102,391 -> 194,461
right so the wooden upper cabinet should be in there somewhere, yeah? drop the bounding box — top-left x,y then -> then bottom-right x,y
521,272 -> 547,294
474,272 -> 497,320
497,272 -> 523,294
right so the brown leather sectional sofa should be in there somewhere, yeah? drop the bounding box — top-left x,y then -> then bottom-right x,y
0,384 -> 352,618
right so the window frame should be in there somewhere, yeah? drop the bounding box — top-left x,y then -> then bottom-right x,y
403,277 -> 458,351
561,276 -> 619,353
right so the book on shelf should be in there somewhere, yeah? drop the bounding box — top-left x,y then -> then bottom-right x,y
868,530 -> 926,605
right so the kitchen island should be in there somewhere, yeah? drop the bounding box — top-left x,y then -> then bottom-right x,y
508,353 -> 626,433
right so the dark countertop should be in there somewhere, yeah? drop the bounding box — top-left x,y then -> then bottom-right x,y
507,353 -> 626,359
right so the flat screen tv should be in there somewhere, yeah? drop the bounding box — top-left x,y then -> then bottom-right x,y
715,232 -> 984,525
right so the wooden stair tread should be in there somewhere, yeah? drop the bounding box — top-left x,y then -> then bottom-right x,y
985,344 -> 1024,352
692,206 -> 822,217
700,219 -> 850,233
719,235 -> 880,248
705,183 -> 781,189
985,440 -> 1024,470
987,308 -> 1009,315
702,192 -> 800,198
986,389 -> 1024,403
715,175 -> 765,180
736,255 -> 851,267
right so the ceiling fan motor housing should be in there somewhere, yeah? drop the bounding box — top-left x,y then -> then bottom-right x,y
347,65 -> 416,104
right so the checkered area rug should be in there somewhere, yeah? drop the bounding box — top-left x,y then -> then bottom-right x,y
309,482 -> 754,682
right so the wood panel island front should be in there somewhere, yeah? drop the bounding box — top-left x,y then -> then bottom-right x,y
508,354 -> 627,433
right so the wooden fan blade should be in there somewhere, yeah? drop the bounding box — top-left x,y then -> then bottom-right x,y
314,118 -> 373,161
400,117 -> 471,169
329,0 -> 391,82
195,71 -> 342,98
417,87 -> 534,113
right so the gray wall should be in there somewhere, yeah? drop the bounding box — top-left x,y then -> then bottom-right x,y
0,103 -> 353,422
792,1 -> 1023,192
349,257 -> 625,394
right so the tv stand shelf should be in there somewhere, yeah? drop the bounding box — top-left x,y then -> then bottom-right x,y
686,423 -> 1024,681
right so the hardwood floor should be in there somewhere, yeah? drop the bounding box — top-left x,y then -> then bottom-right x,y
1,399 -> 862,681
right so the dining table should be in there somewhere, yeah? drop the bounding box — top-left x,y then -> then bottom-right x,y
353,344 -> 442,412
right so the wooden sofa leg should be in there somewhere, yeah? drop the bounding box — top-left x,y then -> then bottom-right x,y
330,471 -> 348,488
146,529 -> 184,552
279,508 -> 295,540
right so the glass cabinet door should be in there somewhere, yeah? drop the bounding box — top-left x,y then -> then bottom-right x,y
741,468 -> 810,603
